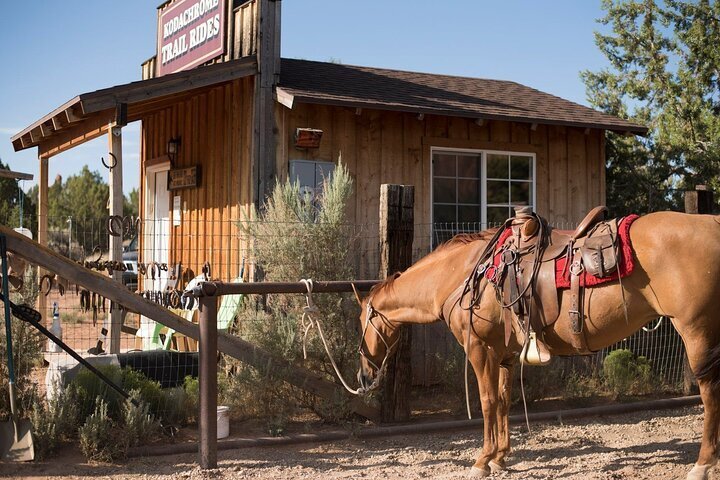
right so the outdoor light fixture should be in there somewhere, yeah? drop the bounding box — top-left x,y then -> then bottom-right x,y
294,128 -> 323,148
167,137 -> 181,163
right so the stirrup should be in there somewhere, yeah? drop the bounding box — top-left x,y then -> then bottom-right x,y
520,331 -> 551,365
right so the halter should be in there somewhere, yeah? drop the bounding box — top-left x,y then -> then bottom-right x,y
356,299 -> 399,392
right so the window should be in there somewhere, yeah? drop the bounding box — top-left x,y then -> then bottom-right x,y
289,160 -> 335,198
432,149 -> 534,245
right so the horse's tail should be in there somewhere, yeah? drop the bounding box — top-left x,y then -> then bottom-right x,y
694,343 -> 720,386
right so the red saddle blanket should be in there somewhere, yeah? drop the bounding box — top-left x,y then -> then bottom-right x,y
555,214 -> 638,289
487,214 -> 639,289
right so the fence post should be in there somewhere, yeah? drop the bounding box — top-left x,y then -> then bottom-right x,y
378,184 -> 414,423
682,185 -> 713,395
198,290 -> 218,469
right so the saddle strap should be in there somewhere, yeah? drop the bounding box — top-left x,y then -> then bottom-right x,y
568,251 -> 590,353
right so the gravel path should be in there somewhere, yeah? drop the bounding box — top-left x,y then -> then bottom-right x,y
3,405 -> 712,480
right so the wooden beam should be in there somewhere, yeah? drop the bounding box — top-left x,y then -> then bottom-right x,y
80,58 -> 257,114
39,112 -> 113,159
51,113 -> 68,131
0,169 -> 33,181
39,121 -> 55,138
0,225 -> 380,421
65,107 -> 83,123
107,125 -> 124,354
275,86 -> 294,109
29,127 -> 42,144
37,157 -> 49,317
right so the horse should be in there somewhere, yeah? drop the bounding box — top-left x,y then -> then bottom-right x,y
355,211 -> 720,480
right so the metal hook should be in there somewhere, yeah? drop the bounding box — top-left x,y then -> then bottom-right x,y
101,152 -> 118,170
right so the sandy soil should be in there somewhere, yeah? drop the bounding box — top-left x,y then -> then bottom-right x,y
2,405 -> 713,480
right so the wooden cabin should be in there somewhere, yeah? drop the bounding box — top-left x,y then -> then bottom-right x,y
10,0 -> 646,363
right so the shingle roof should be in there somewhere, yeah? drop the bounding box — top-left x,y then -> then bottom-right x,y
279,58 -> 646,135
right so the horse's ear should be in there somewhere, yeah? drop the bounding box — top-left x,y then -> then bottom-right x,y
351,283 -> 363,307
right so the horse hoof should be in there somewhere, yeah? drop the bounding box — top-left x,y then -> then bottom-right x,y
469,466 -> 491,478
686,463 -> 711,480
489,460 -> 504,473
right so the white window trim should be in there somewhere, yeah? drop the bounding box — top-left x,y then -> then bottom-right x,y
430,147 -> 537,244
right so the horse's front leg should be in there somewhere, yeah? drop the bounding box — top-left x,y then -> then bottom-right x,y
467,342 -> 501,478
489,360 -> 515,473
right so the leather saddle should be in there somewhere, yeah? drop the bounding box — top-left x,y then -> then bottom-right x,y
487,206 -> 621,361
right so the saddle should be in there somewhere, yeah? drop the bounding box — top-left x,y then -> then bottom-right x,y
481,206 -> 622,363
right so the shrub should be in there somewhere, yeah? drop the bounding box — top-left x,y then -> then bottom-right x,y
30,384 -> 83,459
0,269 -> 42,419
78,397 -> 128,462
602,348 -> 655,397
122,392 -> 160,447
236,162 -> 361,423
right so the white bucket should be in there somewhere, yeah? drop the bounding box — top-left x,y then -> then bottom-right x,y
217,406 -> 230,439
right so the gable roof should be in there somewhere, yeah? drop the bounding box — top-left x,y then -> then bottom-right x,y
278,58 -> 647,135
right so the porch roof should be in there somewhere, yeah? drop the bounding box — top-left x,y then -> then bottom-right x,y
11,57 -> 257,157
277,58 -> 647,135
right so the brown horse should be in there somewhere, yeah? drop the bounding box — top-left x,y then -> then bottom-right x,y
356,211 -> 720,480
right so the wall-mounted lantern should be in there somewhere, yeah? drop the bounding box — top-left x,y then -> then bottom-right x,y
167,137 -> 181,163
294,128 -> 323,149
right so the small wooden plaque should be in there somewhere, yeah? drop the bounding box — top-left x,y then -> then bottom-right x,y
168,166 -> 200,190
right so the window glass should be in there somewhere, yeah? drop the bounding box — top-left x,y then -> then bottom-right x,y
457,155 -> 481,178
487,154 -> 509,179
433,154 -> 456,176
510,182 -> 531,206
433,178 -> 457,204
458,205 -> 481,224
510,155 -> 532,180
487,206 -> 510,226
486,180 -> 509,204
457,179 -> 480,204
433,205 -> 456,224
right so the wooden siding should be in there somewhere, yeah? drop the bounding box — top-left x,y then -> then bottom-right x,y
280,103 -> 606,276
139,77 -> 255,283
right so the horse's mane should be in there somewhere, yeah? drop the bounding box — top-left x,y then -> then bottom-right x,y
368,228 -> 499,298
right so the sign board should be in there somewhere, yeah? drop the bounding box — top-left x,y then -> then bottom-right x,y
173,195 -> 182,226
168,166 -> 200,190
158,0 -> 226,76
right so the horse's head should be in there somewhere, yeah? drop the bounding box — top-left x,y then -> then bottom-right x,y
355,284 -> 401,392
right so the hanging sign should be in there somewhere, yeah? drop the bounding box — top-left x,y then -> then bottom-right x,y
168,166 -> 200,190
158,0 -> 226,76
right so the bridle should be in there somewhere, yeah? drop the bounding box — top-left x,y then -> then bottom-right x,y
357,298 -> 399,393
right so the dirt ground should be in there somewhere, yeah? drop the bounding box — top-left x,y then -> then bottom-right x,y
1,405 -> 713,480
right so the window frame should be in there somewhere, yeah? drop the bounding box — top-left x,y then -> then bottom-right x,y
430,147 -> 537,243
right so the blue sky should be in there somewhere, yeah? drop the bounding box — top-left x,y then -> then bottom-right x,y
0,0 -> 611,194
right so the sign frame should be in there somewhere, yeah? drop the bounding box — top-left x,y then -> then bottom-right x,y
168,166 -> 201,190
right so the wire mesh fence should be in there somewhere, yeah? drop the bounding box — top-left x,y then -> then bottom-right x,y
2,212 -> 688,447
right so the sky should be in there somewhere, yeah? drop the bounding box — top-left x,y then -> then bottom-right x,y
0,0 -> 612,195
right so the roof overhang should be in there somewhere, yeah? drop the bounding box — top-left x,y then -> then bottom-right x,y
12,57 -> 257,158
275,86 -> 648,136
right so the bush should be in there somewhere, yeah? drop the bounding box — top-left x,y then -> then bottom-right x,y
0,269 -> 42,419
602,349 -> 655,397
78,398 -> 128,462
122,392 -> 160,447
30,384 -> 83,459
236,162 -> 360,423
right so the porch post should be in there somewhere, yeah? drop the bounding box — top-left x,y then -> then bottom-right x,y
107,125 -> 124,353
37,155 -> 49,317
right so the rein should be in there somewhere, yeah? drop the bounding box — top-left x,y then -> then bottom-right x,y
299,279 -> 394,396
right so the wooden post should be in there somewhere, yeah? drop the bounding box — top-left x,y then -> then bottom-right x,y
198,293 -> 218,469
37,156 -> 49,317
682,186 -> 713,395
252,0 -> 281,209
107,125 -> 124,353
378,184 -> 414,423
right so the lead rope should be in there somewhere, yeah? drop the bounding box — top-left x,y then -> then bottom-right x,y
299,279 -> 391,396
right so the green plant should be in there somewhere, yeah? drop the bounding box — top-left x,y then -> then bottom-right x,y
236,162 -> 360,422
78,397 -> 128,462
29,384 -> 83,459
602,349 -> 655,397
122,391 -> 160,447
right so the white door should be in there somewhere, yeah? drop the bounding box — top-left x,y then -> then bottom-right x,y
139,162 -> 171,349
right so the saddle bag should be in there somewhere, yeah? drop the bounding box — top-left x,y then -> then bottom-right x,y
579,234 -> 619,278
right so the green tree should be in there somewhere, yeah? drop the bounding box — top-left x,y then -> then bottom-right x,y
0,159 -> 36,232
582,0 -> 720,214
123,188 -> 139,217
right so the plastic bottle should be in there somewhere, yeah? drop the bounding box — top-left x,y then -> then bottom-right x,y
48,302 -> 62,353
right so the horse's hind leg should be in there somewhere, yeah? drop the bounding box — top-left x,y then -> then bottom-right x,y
675,322 -> 720,480
489,361 -> 514,473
